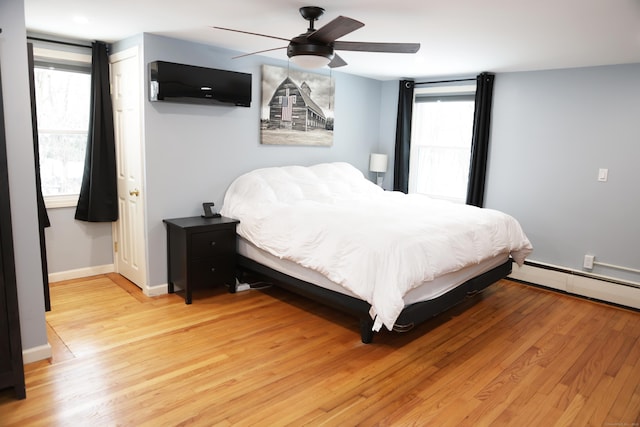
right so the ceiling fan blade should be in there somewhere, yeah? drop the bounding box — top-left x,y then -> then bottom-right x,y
308,16 -> 364,43
334,41 -> 421,53
211,26 -> 291,42
328,53 -> 347,68
232,46 -> 288,59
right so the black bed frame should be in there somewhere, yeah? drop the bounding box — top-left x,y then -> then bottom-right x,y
236,255 -> 513,343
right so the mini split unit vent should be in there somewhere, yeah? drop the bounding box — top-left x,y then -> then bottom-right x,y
149,61 -> 252,107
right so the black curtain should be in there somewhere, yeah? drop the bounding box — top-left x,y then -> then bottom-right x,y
466,72 -> 495,207
27,44 -> 50,229
27,43 -> 51,311
75,41 -> 118,222
393,80 -> 414,193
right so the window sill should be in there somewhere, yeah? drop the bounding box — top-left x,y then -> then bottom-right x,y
44,195 -> 79,209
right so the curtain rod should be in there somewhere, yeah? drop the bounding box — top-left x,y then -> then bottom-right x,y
413,78 -> 476,86
27,36 -> 92,50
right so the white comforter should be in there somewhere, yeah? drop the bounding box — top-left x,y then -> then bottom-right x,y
221,162 -> 533,331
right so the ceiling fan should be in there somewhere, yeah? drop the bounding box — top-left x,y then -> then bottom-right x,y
213,6 -> 420,69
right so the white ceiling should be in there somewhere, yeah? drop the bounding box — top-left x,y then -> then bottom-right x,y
24,0 -> 640,81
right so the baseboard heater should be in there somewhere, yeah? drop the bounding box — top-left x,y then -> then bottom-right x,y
509,260 -> 640,311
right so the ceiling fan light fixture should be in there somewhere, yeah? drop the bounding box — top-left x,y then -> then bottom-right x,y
287,41 -> 334,68
290,54 -> 332,69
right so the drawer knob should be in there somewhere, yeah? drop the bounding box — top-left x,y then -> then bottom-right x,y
210,267 -> 216,272
210,241 -> 216,246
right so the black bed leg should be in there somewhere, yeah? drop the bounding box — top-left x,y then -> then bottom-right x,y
359,318 -> 375,344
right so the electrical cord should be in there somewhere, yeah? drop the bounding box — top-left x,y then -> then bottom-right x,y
235,280 -> 273,292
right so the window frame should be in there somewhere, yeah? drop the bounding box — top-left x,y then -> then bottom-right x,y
32,45 -> 91,209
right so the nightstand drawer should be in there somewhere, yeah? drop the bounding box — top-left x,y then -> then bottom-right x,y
190,255 -> 235,288
191,230 -> 235,258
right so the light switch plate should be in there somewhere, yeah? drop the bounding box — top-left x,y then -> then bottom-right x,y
598,168 -> 608,182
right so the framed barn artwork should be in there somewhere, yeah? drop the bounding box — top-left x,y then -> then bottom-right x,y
260,64 -> 335,146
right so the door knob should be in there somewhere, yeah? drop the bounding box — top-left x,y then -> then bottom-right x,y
129,188 -> 140,197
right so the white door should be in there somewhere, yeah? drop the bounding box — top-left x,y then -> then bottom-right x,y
110,46 -> 147,288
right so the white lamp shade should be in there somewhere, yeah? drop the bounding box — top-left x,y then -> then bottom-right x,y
369,153 -> 388,173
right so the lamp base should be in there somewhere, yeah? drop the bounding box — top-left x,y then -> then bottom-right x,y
376,175 -> 384,187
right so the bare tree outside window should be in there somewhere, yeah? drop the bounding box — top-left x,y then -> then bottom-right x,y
409,96 -> 475,203
34,67 -> 90,197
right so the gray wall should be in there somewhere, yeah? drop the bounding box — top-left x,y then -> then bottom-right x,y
0,0 -> 48,350
139,34 -> 385,288
376,80 -> 400,190
486,63 -> 640,283
44,207 -> 113,272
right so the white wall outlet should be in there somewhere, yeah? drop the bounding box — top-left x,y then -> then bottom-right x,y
583,254 -> 595,269
598,168 -> 608,182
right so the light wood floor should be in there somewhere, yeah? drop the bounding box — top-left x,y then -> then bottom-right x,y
1,274 -> 639,426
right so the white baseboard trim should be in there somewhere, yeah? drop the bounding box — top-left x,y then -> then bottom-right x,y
48,264 -> 115,283
23,343 -> 52,364
48,265 -> 168,298
509,263 -> 640,310
144,283 -> 168,297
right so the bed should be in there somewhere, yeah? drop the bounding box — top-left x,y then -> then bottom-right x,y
221,162 -> 532,343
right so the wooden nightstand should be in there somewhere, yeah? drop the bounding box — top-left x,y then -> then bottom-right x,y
163,216 -> 240,304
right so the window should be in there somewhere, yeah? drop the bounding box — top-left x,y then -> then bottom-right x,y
32,46 -> 91,208
408,85 -> 476,203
